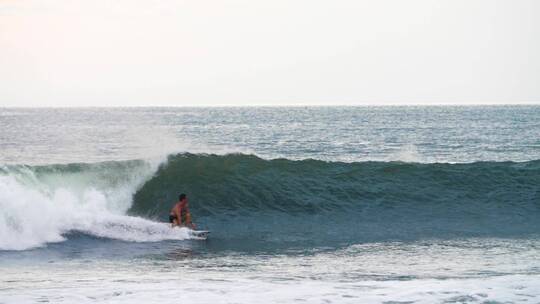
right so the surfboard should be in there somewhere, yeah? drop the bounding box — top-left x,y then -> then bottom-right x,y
167,223 -> 210,240
190,230 -> 210,239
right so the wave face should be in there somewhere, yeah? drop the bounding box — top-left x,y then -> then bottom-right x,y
131,153 -> 540,250
0,160 -> 192,251
2,153 -> 539,252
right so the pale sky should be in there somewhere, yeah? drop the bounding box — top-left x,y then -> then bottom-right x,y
0,0 -> 539,107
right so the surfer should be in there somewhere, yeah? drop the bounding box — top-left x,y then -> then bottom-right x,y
169,193 -> 196,229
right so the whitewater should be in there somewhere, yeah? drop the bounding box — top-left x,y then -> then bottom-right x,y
0,159 -> 198,251
1,106 -> 540,304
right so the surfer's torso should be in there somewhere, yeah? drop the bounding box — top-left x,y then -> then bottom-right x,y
170,202 -> 190,225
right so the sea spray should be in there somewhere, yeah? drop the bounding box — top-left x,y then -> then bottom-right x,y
0,159 -> 190,251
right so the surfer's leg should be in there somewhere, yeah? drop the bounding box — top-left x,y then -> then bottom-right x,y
169,215 -> 179,227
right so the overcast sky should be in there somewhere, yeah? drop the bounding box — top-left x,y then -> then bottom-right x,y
0,0 -> 539,107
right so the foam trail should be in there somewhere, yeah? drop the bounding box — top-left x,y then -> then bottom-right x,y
74,214 -> 192,242
0,160 -> 191,251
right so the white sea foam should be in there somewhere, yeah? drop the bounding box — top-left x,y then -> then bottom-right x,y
0,161 -> 192,251
388,143 -> 423,162
1,260 -> 539,304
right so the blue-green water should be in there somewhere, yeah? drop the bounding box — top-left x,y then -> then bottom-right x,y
1,106 -> 539,303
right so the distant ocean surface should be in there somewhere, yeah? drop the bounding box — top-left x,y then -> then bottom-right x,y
1,106 -> 539,304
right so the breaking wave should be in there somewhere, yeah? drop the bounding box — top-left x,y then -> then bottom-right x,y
2,153 -> 539,251
0,160 -> 191,251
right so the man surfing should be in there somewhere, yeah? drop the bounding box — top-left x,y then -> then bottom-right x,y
169,193 -> 196,229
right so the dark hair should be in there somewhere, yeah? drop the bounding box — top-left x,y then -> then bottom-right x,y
179,193 -> 187,201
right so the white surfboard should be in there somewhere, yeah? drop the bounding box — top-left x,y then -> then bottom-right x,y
189,230 -> 210,239
168,224 -> 210,240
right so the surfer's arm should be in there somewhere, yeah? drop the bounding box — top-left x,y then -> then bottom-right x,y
177,210 -> 183,225
186,212 -> 195,229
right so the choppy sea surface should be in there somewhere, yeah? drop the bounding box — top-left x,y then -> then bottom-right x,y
1,106 -> 539,303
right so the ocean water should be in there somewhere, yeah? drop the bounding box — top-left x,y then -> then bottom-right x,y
1,106 -> 539,303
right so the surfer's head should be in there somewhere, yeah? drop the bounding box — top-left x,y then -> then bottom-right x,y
178,193 -> 188,205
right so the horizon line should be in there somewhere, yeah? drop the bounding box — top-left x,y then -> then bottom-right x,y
2,101 -> 540,109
